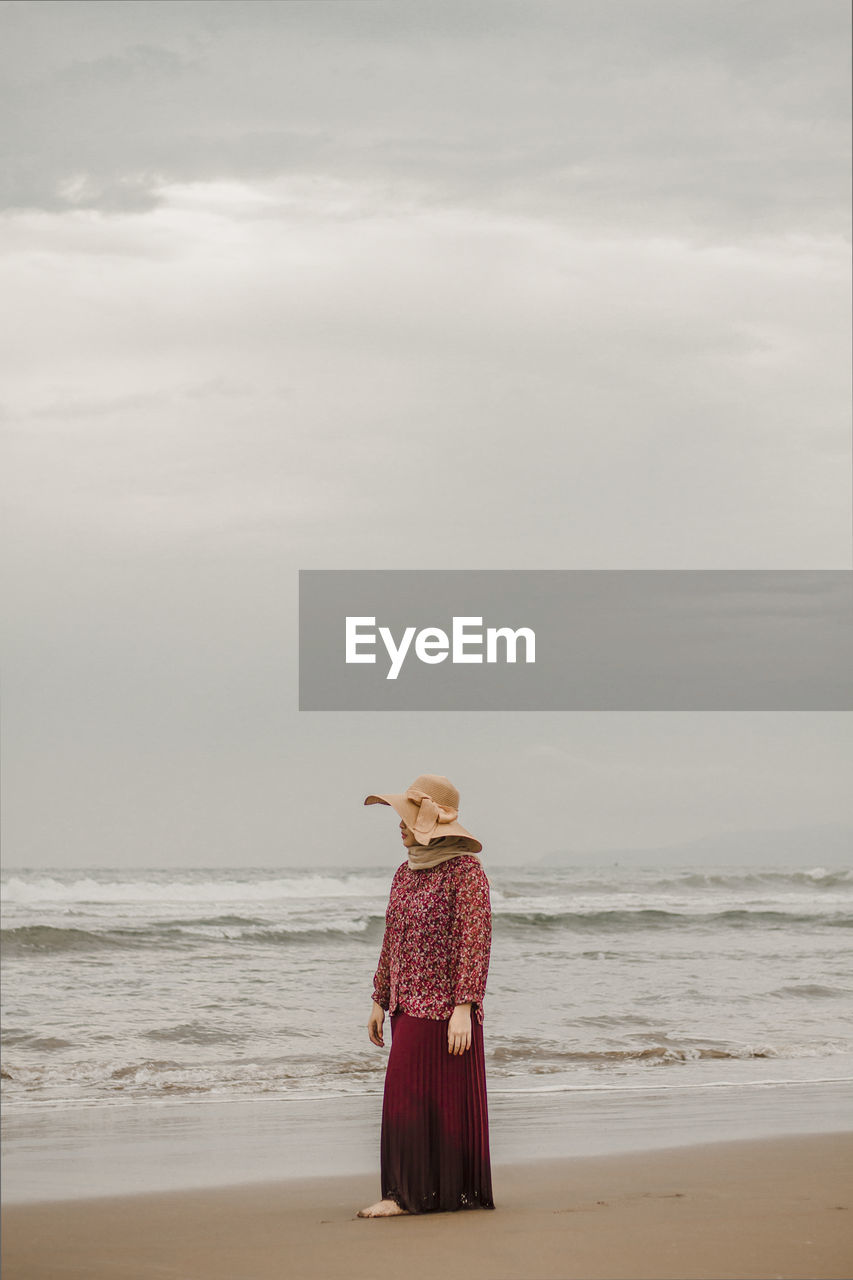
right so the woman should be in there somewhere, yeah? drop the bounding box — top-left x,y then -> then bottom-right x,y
357,773 -> 496,1218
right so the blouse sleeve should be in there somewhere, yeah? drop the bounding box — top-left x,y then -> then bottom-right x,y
449,861 -> 492,1009
371,924 -> 391,1010
372,869 -> 401,1009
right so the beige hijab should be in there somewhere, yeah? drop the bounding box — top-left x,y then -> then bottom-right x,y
407,835 -> 481,872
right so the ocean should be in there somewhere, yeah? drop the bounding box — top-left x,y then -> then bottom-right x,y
3,861 -> 852,1112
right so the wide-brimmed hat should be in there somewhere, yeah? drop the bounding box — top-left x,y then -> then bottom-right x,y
364,773 -> 482,853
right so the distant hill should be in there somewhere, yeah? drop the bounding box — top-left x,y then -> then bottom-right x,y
538,822 -> 853,867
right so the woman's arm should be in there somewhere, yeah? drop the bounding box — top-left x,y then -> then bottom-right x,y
372,868 -> 401,1011
449,861 -> 492,1013
371,925 -> 392,1011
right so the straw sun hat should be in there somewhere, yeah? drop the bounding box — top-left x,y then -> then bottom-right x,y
364,774 -> 482,853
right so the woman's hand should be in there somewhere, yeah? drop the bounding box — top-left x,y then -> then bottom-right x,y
368,1002 -> 386,1048
448,1003 -> 472,1055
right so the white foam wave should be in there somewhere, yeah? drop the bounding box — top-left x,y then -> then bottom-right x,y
1,873 -> 392,906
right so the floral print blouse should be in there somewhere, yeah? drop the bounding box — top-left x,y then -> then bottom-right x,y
372,854 -> 492,1025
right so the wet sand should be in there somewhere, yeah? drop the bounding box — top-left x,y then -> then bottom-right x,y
3,1132 -> 852,1279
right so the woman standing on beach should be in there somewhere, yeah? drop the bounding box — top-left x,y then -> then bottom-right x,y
358,774 -> 496,1218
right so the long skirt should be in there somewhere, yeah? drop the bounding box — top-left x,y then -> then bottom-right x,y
380,1009 -> 496,1214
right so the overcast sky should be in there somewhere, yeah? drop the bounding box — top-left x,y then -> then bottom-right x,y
1,0 -> 851,870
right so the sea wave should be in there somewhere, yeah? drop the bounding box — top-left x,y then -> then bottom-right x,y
490,1043 -> 778,1065
0,1053 -> 388,1100
1,926 -> 131,954
652,867 -> 853,891
0,873 -> 392,905
4,1040 -> 852,1108
1,915 -> 386,955
4,902 -> 849,956
492,907 -> 853,931
768,984 -> 850,1000
0,1043 -> 785,1101
506,867 -> 853,895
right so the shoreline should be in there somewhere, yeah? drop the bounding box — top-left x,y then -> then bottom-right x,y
3,1132 -> 852,1279
3,1074 -> 850,1204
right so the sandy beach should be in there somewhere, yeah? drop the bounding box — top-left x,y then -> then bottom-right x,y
3,1132 -> 852,1280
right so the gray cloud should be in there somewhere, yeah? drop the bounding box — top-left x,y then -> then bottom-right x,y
1,0 -> 850,868
2,0 -> 849,236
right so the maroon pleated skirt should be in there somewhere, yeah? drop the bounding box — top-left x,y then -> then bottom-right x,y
380,1009 -> 496,1214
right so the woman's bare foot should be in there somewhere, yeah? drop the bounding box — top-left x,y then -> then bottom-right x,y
357,1198 -> 409,1217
